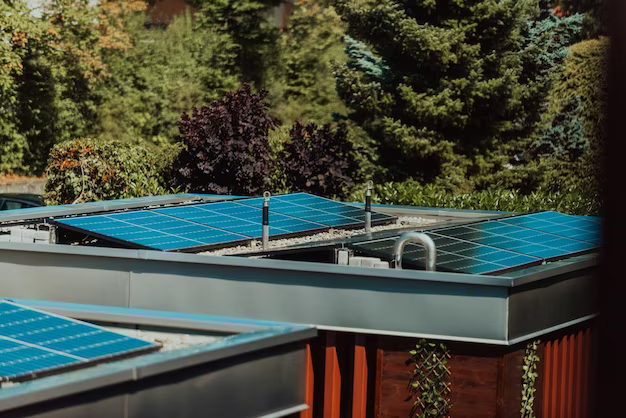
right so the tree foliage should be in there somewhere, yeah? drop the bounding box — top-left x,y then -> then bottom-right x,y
348,179 -> 599,216
0,0 -> 50,173
93,11 -> 239,145
170,84 -> 278,195
267,0 -> 347,125
556,0 -> 607,38
196,0 -> 281,86
533,36 -> 608,197
278,121 -> 358,197
44,138 -> 179,205
1,0 -> 150,175
333,0 -> 582,192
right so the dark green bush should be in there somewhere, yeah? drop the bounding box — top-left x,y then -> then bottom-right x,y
44,138 -> 179,205
347,180 -> 600,216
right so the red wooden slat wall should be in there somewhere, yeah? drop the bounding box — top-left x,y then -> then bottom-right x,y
541,328 -> 593,418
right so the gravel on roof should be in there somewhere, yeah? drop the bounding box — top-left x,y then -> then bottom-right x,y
201,216 -> 441,257
105,326 -> 223,352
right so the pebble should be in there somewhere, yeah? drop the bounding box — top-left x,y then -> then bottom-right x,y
201,216 -> 441,257
105,327 -> 222,352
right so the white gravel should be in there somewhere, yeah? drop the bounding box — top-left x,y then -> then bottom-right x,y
201,216 -> 441,257
105,327 -> 222,352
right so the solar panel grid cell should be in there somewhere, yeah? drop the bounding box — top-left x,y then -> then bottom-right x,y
433,222 -> 595,260
0,301 -> 159,382
497,211 -> 601,245
352,232 -> 540,275
59,212 -> 248,251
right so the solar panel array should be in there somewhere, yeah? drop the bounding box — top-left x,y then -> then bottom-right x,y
53,193 -> 396,252
353,233 -> 542,275
0,301 -> 159,382
351,211 -> 601,275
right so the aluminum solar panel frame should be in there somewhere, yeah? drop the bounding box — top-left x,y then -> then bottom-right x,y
496,211 -> 601,245
351,233 -> 542,275
0,300 -> 159,382
53,211 -> 249,251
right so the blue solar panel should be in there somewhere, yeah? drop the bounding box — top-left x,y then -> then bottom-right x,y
53,193 -> 396,251
497,211 -> 601,245
0,301 -> 158,382
433,221 -> 595,260
56,211 -> 248,251
352,233 -> 541,275
236,193 -> 394,227
154,201 -> 326,238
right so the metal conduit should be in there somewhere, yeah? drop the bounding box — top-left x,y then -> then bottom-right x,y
392,232 -> 437,271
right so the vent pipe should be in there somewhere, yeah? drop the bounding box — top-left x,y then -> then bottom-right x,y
262,191 -> 270,250
365,181 -> 373,234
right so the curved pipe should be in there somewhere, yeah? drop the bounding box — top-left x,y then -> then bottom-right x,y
392,232 -> 437,271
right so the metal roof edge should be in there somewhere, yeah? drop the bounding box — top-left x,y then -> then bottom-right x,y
0,324 -> 316,413
506,314 -> 598,346
0,242 -> 516,287
11,298 -> 303,334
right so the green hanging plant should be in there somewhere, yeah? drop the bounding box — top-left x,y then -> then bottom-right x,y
521,340 -> 541,418
408,339 -> 452,418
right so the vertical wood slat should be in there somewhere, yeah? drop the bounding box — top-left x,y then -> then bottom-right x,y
374,346 -> 383,418
300,343 -> 314,418
567,333 -> 577,418
559,335 -> 569,418
550,338 -> 559,418
574,330 -> 584,418
352,335 -> 367,418
538,327 -> 594,418
542,340 -> 553,418
580,328 -> 591,418
324,332 -> 341,418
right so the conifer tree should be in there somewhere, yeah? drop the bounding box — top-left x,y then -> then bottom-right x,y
333,0 -> 582,191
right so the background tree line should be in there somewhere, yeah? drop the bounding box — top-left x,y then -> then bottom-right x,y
0,0 -> 607,214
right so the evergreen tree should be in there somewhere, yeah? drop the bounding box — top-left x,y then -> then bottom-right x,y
333,0 -> 582,192
196,0 -> 281,87
267,0 -> 348,125
556,0 -> 607,38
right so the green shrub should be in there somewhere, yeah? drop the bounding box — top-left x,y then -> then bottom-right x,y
44,138 -> 180,205
347,180 -> 600,216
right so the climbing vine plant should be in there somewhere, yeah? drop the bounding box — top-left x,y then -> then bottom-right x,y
521,340 -> 541,418
408,339 -> 452,418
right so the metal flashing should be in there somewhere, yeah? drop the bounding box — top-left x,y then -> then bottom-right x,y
0,305 -> 315,414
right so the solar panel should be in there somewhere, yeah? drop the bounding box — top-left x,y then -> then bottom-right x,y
236,193 -> 395,227
497,211 -> 601,245
53,193 -> 396,251
154,201 -> 327,238
55,211 -> 248,251
432,221 -> 596,260
0,300 -> 158,382
352,233 -> 541,275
